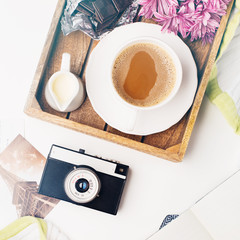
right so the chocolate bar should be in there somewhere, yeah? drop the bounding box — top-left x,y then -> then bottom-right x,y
76,6 -> 93,16
112,0 -> 132,12
96,14 -> 119,33
75,0 -> 133,34
93,0 -> 118,24
77,0 -> 95,16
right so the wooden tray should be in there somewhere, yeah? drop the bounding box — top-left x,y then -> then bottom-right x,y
25,0 -> 234,162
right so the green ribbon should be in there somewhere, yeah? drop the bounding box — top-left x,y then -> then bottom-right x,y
206,0 -> 240,134
0,216 -> 47,240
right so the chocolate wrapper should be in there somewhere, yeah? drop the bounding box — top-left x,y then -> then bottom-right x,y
61,0 -> 139,39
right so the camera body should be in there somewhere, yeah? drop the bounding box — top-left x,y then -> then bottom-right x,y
38,145 -> 129,215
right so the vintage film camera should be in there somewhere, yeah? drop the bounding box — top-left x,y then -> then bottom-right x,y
38,145 -> 129,215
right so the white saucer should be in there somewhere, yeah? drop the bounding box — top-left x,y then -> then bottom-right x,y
86,22 -> 197,135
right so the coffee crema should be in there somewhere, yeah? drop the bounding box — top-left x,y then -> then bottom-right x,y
112,42 -> 177,107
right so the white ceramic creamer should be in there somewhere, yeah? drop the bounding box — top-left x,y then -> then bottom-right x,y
45,53 -> 85,112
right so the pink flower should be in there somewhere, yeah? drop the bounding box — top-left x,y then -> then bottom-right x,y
154,4 -> 193,38
139,0 -> 179,18
138,0 -> 232,43
138,0 -> 158,18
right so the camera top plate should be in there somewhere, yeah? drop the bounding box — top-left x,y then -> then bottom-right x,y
49,145 -> 128,179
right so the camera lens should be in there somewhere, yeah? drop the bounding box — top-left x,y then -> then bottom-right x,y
64,167 -> 101,203
75,178 -> 89,193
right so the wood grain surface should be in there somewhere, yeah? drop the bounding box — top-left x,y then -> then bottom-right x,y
25,0 -> 234,162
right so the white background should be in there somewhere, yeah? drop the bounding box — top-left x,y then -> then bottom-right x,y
1,1 -> 240,239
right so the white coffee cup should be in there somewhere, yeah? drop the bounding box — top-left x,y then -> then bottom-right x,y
45,53 -> 85,112
108,37 -> 182,131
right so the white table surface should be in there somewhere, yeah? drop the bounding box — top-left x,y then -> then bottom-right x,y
1,1 -> 240,239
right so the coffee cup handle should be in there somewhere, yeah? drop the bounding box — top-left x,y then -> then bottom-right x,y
125,109 -> 138,131
61,53 -> 71,72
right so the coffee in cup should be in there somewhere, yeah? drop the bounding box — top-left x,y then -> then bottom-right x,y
111,38 -> 182,109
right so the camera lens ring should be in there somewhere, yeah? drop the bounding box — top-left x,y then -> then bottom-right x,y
64,167 -> 101,203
